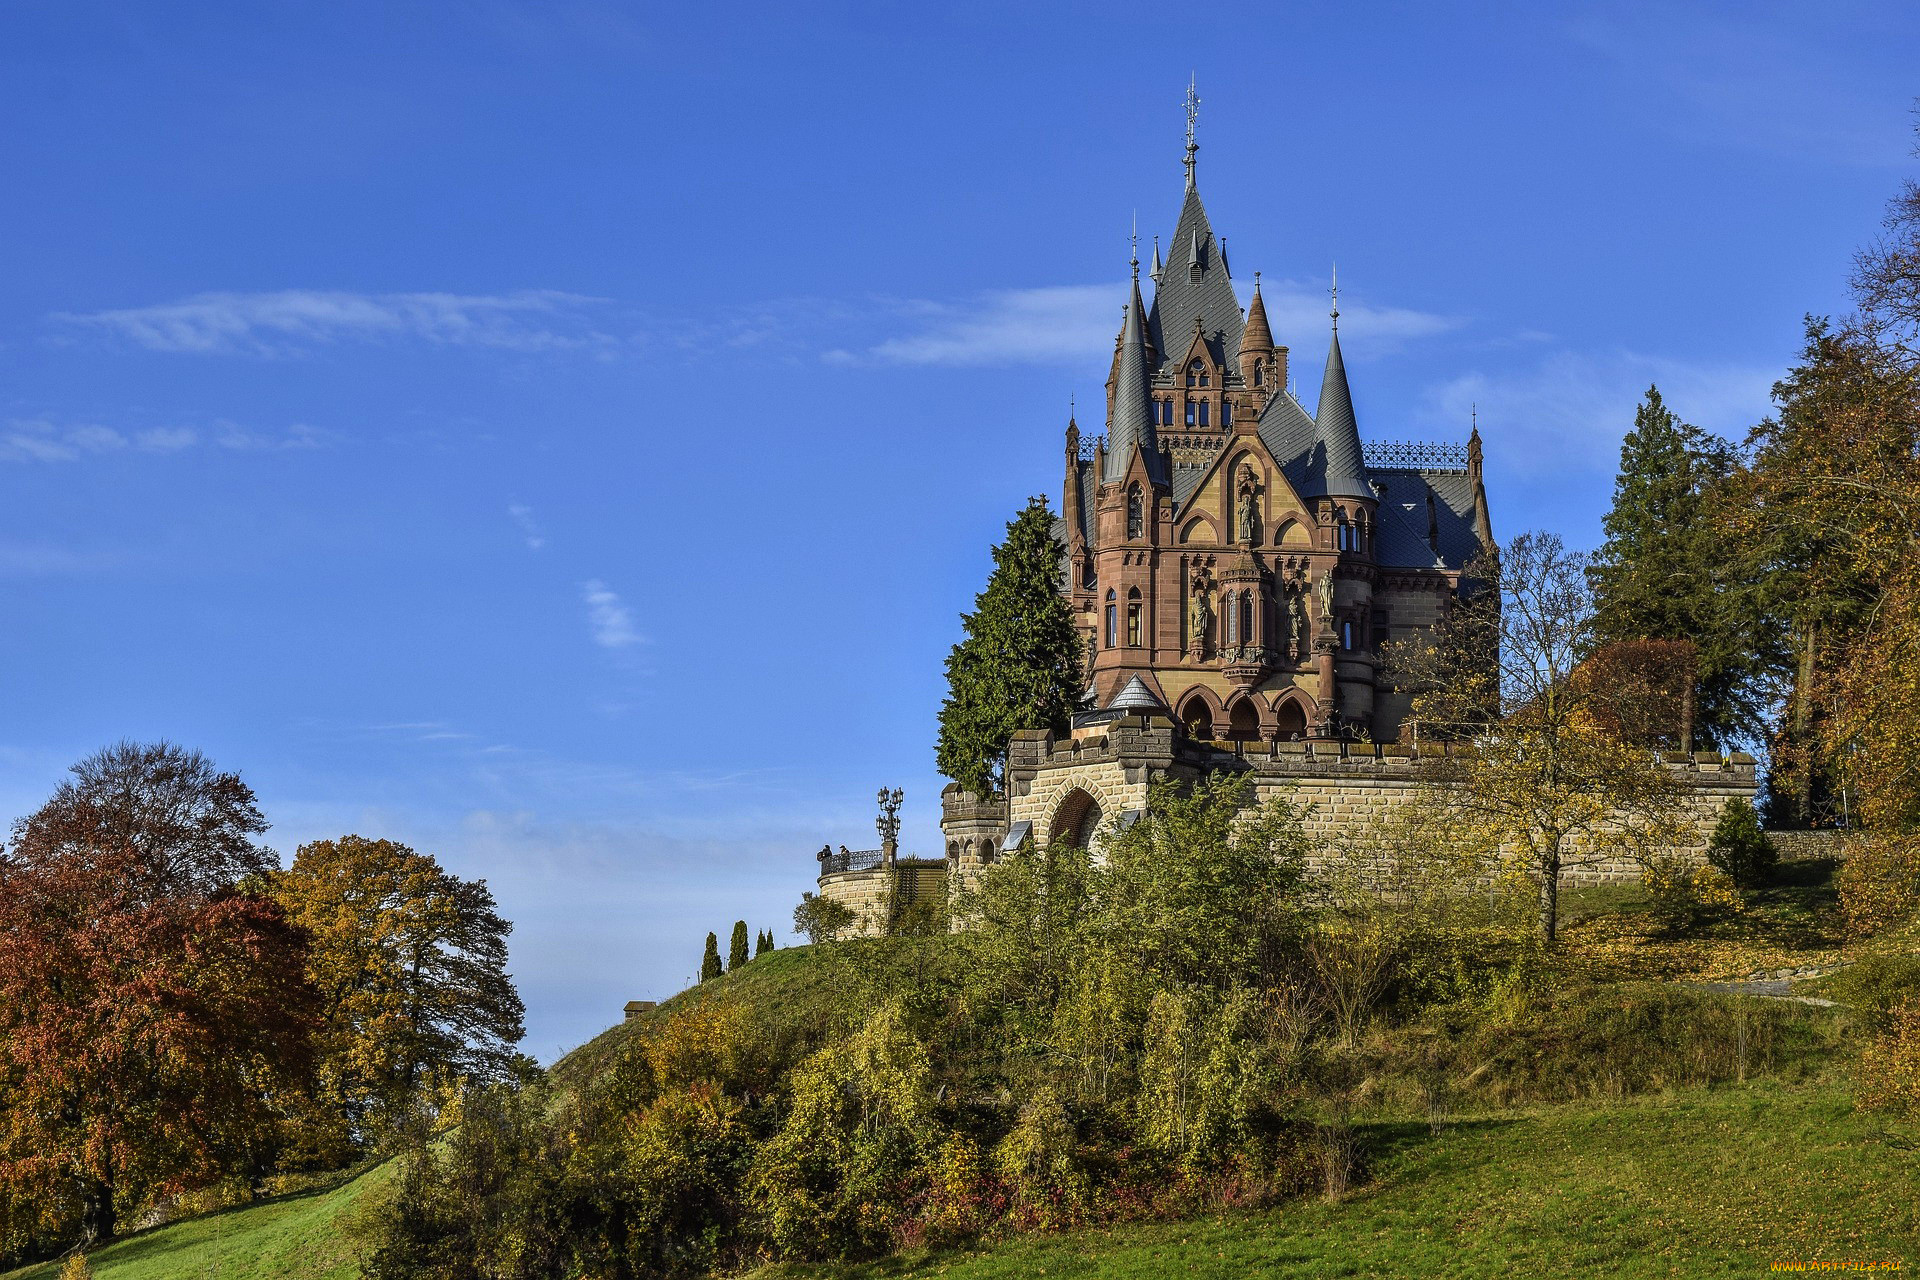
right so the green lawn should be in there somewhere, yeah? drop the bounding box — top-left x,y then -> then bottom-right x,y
2,1161 -> 393,1280
761,1076 -> 1920,1280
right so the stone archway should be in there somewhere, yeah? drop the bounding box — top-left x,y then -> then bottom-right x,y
1275,697 -> 1309,740
1226,697 -> 1262,742
1049,787 -> 1105,850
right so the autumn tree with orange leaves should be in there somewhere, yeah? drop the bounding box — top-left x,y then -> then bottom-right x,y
0,743 -> 315,1251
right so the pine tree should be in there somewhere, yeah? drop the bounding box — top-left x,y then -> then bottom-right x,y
936,496 -> 1084,796
699,932 -> 722,982
754,929 -> 773,958
1589,386 -> 1758,748
727,920 -> 749,971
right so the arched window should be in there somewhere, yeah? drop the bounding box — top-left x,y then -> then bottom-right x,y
1104,590 -> 1117,648
1336,520 -> 1351,551
1126,486 -> 1143,540
1126,598 -> 1141,646
1080,553 -> 1096,590
1197,401 -> 1210,427
1187,361 -> 1202,388
1253,359 -> 1265,387
1225,594 -> 1239,646
1239,590 -> 1254,646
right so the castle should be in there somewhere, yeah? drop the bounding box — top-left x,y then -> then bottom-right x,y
812,110 -> 1756,931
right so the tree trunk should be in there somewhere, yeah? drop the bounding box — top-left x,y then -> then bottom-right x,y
1680,671 -> 1696,755
1537,852 -> 1561,944
1793,620 -> 1817,824
79,1173 -> 115,1246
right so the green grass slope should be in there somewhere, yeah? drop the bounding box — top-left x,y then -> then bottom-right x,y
764,1076 -> 1919,1280
1,1161 -> 394,1280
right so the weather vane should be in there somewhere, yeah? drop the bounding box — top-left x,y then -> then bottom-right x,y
1183,75 -> 1200,187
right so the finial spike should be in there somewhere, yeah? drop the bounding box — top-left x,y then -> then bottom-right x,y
1183,75 -> 1200,190
1130,210 -> 1138,271
1330,261 -> 1340,329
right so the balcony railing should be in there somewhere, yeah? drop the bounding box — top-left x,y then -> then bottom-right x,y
818,847 -> 884,874
1363,440 -> 1469,471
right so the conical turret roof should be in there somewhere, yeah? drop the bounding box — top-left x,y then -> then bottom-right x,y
1313,322 -> 1372,499
1105,266 -> 1160,484
1240,275 -> 1273,356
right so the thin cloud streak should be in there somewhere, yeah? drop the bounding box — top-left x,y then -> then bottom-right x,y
1,417 -> 324,463
824,279 -> 1459,368
508,504 -> 546,550
57,288 -> 616,356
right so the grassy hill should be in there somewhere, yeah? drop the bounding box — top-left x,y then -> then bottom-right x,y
0,1161 -> 394,1280
764,1075 -> 1919,1280
10,869 -> 1913,1280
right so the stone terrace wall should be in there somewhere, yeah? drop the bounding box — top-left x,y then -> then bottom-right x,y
996,718 -> 1760,885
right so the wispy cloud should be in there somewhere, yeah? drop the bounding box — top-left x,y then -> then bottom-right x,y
580,579 -> 642,650
508,503 -> 546,550
823,279 -> 1459,368
0,542 -> 119,577
1424,349 -> 1777,475
1,417 -> 324,463
56,288 -> 616,356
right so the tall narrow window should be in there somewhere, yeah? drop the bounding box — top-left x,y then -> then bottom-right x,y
1222,400 -> 1233,426
1240,591 -> 1254,647
1126,603 -> 1141,646
1198,401 -> 1210,427
1253,360 -> 1265,387
1226,596 -> 1239,646
1104,590 -> 1117,649
1185,401 -> 1196,426
1342,620 -> 1354,650
1126,486 -> 1143,540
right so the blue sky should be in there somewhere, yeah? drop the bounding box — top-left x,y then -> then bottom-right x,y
2,1 -> 1915,1057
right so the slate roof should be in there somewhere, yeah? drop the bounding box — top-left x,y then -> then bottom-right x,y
1106,269 -> 1164,484
1369,468 -> 1486,570
1146,186 -> 1244,377
1311,326 -> 1372,499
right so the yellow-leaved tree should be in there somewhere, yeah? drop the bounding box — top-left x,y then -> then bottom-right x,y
271,835 -> 525,1156
1388,531 -> 1696,942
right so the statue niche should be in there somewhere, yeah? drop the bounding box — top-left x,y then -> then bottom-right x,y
1235,464 -> 1260,544
1187,574 -> 1214,657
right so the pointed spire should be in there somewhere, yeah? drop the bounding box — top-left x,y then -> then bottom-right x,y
1150,235 -> 1162,283
1330,261 -> 1339,330
1315,307 -> 1370,500
1239,272 -> 1273,358
1106,257 -> 1158,483
1189,229 -> 1201,267
1219,236 -> 1229,276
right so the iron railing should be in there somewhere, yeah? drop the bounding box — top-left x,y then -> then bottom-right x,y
1363,440 -> 1469,471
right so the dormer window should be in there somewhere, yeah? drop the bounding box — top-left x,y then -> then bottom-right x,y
1187,361 -> 1202,388
1253,360 -> 1265,388
1189,263 -> 1203,283
1126,485 -> 1143,540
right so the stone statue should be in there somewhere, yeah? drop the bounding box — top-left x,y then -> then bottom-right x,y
1189,586 -> 1212,645
1286,590 -> 1305,657
1317,569 -> 1335,621
1236,466 -> 1257,543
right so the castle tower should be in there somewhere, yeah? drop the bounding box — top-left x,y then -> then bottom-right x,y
1052,96 -> 1492,745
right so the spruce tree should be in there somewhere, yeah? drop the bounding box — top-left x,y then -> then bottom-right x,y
699,932 -> 722,982
1589,386 -> 1757,747
727,920 -> 749,971
936,496 -> 1084,796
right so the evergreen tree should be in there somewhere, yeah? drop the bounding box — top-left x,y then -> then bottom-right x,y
727,920 -> 749,971
755,929 -> 773,958
699,932 -> 722,982
1589,386 -> 1759,747
936,496 -> 1084,796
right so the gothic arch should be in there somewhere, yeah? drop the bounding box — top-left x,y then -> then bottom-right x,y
1049,787 -> 1104,850
1226,696 -> 1262,742
1273,690 -> 1317,740
1276,517 -> 1312,548
1180,514 -> 1220,545
1177,687 -> 1224,740
976,837 -> 996,866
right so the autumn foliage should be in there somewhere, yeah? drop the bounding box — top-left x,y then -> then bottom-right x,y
0,743 -> 316,1249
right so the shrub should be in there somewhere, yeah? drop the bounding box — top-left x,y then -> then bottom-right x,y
1705,799 -> 1777,888
57,1254 -> 91,1280
1643,854 -> 1742,933
1823,952 -> 1920,1032
992,1086 -> 1091,1229
1857,1001 -> 1920,1119
1836,832 -> 1920,938
794,892 -> 856,944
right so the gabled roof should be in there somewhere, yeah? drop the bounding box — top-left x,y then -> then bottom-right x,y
1146,185 -> 1244,378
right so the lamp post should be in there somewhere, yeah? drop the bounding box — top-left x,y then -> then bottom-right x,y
877,787 -> 903,866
